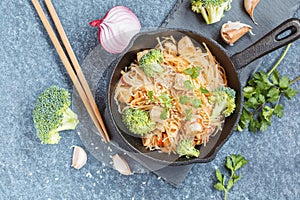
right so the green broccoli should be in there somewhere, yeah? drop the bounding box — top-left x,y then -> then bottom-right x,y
33,86 -> 79,144
138,49 -> 164,77
191,0 -> 232,24
210,86 -> 236,119
122,108 -> 156,135
176,139 -> 200,158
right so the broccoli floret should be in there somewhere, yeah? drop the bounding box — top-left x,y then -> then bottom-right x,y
33,86 -> 79,144
122,108 -> 156,135
176,139 -> 200,158
191,0 -> 232,24
138,49 -> 164,77
210,86 -> 236,119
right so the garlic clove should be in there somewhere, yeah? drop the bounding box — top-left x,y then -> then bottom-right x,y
221,21 -> 254,46
71,146 -> 87,170
244,0 -> 260,24
112,154 -> 132,175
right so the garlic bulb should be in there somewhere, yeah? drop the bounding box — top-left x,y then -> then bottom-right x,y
71,146 -> 87,170
244,0 -> 260,24
221,21 -> 254,46
112,154 -> 131,175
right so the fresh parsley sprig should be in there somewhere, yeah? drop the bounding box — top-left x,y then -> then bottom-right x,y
214,154 -> 248,200
179,95 -> 202,108
183,66 -> 202,79
158,93 -> 173,120
237,44 -> 299,133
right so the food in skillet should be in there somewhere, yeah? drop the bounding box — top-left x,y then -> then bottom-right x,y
114,36 -> 236,158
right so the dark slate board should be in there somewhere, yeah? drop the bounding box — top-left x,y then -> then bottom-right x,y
73,0 -> 300,187
163,0 -> 300,54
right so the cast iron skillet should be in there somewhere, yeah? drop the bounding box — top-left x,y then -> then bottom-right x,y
107,18 -> 300,166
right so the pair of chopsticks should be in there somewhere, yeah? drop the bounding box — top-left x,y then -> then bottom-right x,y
32,0 -> 110,143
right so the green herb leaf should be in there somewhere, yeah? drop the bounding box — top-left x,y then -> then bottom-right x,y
214,183 -> 224,191
232,175 -> 241,184
256,94 -> 266,104
250,71 -> 273,90
200,87 -> 209,94
273,104 -> 284,118
158,93 -> 173,108
285,87 -> 298,100
259,118 -> 270,132
267,87 -> 280,102
234,156 -> 248,171
183,66 -> 201,79
179,96 -> 191,104
160,107 -> 168,120
183,67 -> 193,75
225,156 -> 233,171
158,93 -> 172,104
244,97 -> 259,109
270,70 -> 280,85
226,178 -> 234,191
191,98 -> 202,108
237,108 -> 253,132
158,93 -> 173,120
243,86 -> 256,98
216,169 -> 223,183
185,108 -> 192,121
148,91 -> 155,102
249,118 -> 259,133
279,76 -> 290,89
183,80 -> 194,90
262,106 -> 274,122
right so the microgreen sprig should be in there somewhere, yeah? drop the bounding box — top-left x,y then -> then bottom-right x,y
214,154 -> 248,200
179,95 -> 202,108
158,93 -> 173,120
183,66 -> 202,79
237,44 -> 299,132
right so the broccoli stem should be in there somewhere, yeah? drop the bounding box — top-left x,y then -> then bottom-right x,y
56,107 -> 79,132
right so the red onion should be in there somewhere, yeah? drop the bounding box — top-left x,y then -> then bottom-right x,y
89,6 -> 141,54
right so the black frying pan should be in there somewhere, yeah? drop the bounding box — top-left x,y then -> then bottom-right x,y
106,18 -> 300,166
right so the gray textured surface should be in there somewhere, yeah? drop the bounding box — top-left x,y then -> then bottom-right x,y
0,0 -> 299,199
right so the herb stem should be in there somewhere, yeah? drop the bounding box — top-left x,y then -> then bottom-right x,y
224,191 -> 228,200
267,44 -> 291,76
290,75 -> 300,85
253,102 -> 265,116
275,93 -> 282,109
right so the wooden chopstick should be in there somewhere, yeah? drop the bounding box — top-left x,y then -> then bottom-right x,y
44,0 -> 110,142
32,0 -> 110,143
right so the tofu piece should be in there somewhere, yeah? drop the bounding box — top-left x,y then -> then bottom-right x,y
117,87 -> 131,103
174,73 -> 190,90
150,106 -> 165,123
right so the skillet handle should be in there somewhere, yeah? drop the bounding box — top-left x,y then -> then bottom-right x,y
231,18 -> 300,70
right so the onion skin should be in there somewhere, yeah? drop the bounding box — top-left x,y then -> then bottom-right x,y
89,6 -> 141,54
